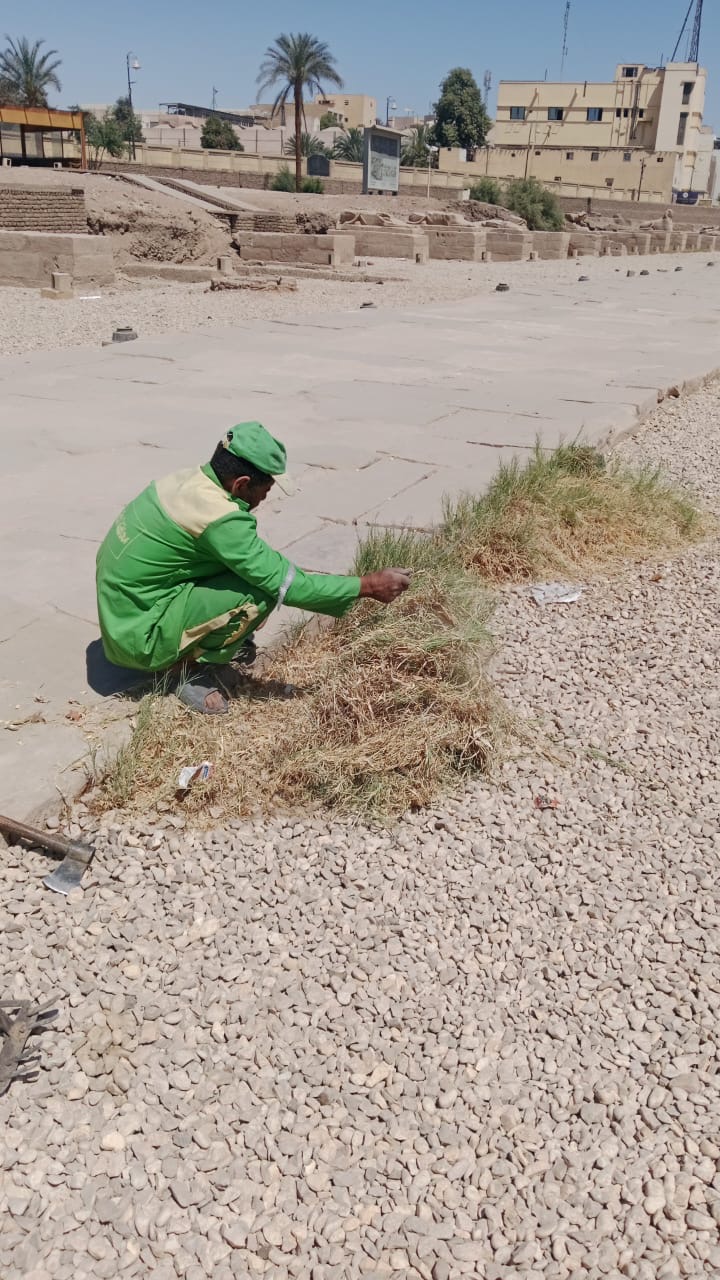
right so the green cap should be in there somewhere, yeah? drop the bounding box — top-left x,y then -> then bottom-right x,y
221,421 -> 294,494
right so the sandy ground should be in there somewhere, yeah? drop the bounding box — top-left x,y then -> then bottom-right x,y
0,248 -> 714,359
0,350 -> 719,1279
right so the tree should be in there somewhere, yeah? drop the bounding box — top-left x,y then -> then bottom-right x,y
112,95 -> 144,149
502,177 -> 564,230
0,35 -> 61,107
319,110 -> 337,129
433,67 -> 489,158
283,131 -> 328,158
257,32 -> 342,192
469,176 -> 502,204
401,124 -> 435,168
85,111 -> 126,169
201,115 -> 243,151
332,126 -> 363,163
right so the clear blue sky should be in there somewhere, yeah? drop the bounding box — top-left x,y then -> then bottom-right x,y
14,0 -> 719,129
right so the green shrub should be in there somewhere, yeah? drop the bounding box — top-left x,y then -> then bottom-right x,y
469,177 -> 503,204
501,177 -> 565,231
301,177 -> 324,193
270,165 -> 296,192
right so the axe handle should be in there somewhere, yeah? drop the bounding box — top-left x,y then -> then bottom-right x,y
0,814 -> 93,866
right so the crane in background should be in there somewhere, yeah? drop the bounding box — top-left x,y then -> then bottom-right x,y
671,0 -> 704,62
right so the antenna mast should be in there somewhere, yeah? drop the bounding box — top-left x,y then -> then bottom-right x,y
483,70 -> 492,107
688,0 -> 703,60
561,0 -> 571,76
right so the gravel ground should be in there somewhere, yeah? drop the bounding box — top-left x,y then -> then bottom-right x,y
1,385 -> 719,1279
0,250 -> 715,359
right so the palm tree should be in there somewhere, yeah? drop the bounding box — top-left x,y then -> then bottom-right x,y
401,124 -> 435,169
0,36 -> 61,107
332,126 -> 364,164
283,131 -> 329,159
258,33 -> 342,191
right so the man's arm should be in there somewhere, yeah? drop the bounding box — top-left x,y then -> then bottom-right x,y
200,513 -> 410,616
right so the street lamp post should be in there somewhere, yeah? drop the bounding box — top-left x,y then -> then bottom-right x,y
426,145 -> 439,199
126,51 -> 141,160
385,95 -> 396,126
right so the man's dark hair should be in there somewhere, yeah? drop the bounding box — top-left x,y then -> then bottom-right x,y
210,442 -> 270,488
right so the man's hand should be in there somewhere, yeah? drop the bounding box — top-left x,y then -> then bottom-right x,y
359,567 -> 412,604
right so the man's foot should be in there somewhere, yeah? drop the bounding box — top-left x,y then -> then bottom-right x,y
176,673 -> 228,715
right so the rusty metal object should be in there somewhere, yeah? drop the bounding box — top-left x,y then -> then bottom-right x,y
0,814 -> 94,894
0,998 -> 58,1096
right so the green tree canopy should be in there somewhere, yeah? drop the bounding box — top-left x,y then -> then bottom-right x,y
201,115 -> 243,151
433,67 -> 489,158
401,123 -> 435,168
319,110 -> 338,129
332,126 -> 364,163
502,177 -> 564,230
284,131 -> 328,158
85,112 -> 126,169
257,33 -> 342,190
112,95 -> 144,146
0,35 -> 61,107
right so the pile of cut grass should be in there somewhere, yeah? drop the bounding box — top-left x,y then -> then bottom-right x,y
99,530 -> 505,821
441,443 -> 703,581
97,444 -> 704,822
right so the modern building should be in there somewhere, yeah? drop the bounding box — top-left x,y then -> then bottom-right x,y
312,93 -> 377,129
492,62 -> 713,198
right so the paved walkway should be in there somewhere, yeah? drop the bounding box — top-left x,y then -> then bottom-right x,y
1,255 -> 718,817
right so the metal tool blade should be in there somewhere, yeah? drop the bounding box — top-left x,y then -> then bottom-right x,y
43,852 -> 90,895
0,814 -> 94,894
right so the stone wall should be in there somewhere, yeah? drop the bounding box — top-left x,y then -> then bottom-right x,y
0,186 -> 87,234
336,228 -> 429,262
233,232 -> 355,268
0,231 -> 115,288
560,197 -> 720,227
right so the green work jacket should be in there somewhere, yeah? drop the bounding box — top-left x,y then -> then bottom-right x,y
96,463 -> 361,670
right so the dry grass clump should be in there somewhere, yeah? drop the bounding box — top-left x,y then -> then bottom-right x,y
97,444 -> 704,822
441,443 -> 703,581
99,531 -> 505,821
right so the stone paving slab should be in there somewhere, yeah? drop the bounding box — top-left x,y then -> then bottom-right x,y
0,256 -> 719,817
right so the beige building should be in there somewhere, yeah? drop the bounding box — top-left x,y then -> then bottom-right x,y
312,93 -> 377,129
439,140 -> 675,203
492,62 -> 713,197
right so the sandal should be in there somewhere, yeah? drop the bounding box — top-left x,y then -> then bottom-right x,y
176,673 -> 229,715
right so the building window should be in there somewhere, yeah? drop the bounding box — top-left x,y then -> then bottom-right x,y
587,107 -> 603,122
554,176 -> 561,182
535,149 -> 541,156
566,150 -> 574,159
623,108 -> 630,118
623,66 -> 638,78
615,108 -> 621,117
548,107 -> 564,121
638,108 -> 645,118
591,151 -> 600,161
657,156 -> 664,162
682,81 -> 694,104
677,112 -> 688,146
509,106 -> 526,120
606,178 -> 614,187
623,151 -> 632,161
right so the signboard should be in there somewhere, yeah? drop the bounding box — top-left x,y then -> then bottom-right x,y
362,126 -> 401,195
